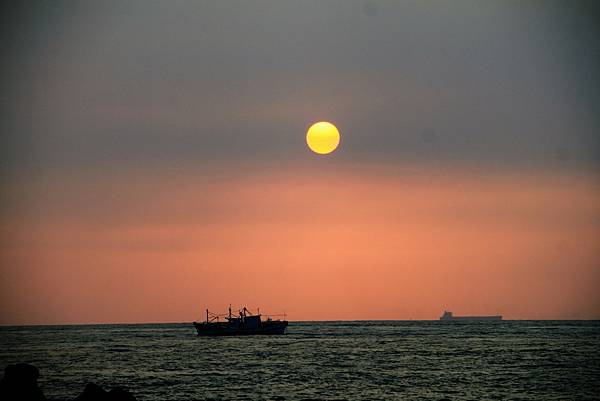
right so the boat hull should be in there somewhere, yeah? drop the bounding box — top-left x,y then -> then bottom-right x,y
193,321 -> 288,336
440,316 -> 502,321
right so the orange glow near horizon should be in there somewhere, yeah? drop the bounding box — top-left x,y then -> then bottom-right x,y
1,164 -> 599,324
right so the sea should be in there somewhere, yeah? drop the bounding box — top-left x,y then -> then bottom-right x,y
1,321 -> 599,401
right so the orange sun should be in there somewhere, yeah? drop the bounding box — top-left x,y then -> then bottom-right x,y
306,121 -> 340,155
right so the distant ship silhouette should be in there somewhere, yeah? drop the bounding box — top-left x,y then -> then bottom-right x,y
439,310 -> 502,321
193,306 -> 288,336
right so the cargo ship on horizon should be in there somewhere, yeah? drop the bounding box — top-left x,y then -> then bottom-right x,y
439,310 -> 502,321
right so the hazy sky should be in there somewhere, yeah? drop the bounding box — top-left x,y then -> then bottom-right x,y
1,1 -> 599,324
3,0 -> 599,172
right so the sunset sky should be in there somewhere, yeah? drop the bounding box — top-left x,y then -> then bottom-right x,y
1,1 -> 599,324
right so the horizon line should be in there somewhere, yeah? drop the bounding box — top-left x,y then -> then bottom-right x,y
2,318 -> 599,328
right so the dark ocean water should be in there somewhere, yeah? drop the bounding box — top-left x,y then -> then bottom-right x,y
1,321 -> 599,400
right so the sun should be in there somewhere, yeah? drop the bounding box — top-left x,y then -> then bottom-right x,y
306,121 -> 340,155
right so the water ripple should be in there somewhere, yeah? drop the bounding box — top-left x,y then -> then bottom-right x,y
1,321 -> 599,400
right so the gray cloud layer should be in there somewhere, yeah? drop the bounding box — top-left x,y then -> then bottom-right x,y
3,0 -> 599,173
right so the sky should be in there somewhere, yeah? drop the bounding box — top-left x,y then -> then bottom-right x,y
1,1 -> 599,324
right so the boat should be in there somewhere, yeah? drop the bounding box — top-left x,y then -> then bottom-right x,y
193,306 -> 288,336
439,310 -> 502,321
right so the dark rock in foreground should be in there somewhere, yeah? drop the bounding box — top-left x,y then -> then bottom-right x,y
0,363 -> 47,401
1,363 -> 137,401
74,383 -> 137,401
